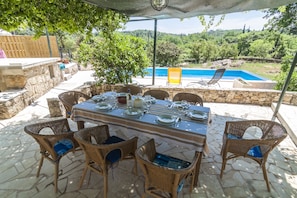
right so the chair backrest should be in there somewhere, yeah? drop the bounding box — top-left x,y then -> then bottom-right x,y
58,91 -> 91,118
143,90 -> 169,100
167,68 -> 182,85
24,118 -> 78,159
74,125 -> 138,165
173,92 -> 203,106
118,84 -> 142,95
136,139 -> 200,198
207,68 -> 226,85
223,120 -> 287,157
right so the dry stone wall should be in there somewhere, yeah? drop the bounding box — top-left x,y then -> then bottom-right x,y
0,61 -> 63,119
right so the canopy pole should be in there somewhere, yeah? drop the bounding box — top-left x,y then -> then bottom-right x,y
272,51 -> 297,120
152,19 -> 157,85
45,28 -> 52,57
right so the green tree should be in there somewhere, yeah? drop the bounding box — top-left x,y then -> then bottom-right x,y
264,3 -> 297,35
219,42 -> 238,59
77,33 -> 150,85
275,54 -> 297,91
0,0 -> 128,37
249,39 -> 274,58
156,41 -> 181,66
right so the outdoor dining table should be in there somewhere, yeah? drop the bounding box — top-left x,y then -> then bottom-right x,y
71,92 -> 211,185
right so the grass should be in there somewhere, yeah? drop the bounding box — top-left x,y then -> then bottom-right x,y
188,62 -> 282,80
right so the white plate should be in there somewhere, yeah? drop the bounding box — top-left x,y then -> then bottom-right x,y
124,108 -> 142,116
156,115 -> 176,124
188,111 -> 207,120
95,102 -> 112,110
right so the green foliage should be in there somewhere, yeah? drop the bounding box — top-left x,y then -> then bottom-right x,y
0,0 -> 128,37
264,3 -> 297,35
219,42 -> 238,59
275,54 -> 297,91
190,40 -> 218,63
249,39 -> 274,58
77,33 -> 149,85
156,41 -> 181,66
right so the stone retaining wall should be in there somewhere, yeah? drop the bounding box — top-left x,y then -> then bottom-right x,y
0,61 -> 63,119
78,83 -> 297,106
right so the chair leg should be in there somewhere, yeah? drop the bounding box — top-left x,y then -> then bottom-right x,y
54,162 -> 59,193
261,163 -> 270,192
104,172 -> 108,198
220,149 -> 227,178
220,157 -> 227,178
134,158 -> 138,176
79,166 -> 88,188
36,156 -> 44,177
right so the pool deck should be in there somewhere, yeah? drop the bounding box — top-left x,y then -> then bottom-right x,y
0,70 -> 296,197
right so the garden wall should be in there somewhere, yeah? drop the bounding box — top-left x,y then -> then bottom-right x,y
0,59 -> 63,118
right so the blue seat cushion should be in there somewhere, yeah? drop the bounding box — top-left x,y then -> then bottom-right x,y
153,153 -> 189,193
54,139 -> 74,156
153,153 -> 191,169
247,146 -> 263,158
227,134 -> 241,139
103,136 -> 125,163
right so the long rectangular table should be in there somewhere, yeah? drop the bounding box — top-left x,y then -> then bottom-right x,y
71,93 -> 211,185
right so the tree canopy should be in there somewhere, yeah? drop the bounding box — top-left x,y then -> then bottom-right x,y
0,0 -> 128,37
264,2 -> 297,35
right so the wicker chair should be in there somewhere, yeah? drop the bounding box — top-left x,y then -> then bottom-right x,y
220,120 -> 287,192
143,90 -> 170,100
136,139 -> 201,198
24,118 -> 80,192
173,92 -> 203,106
58,91 -> 91,118
118,84 -> 143,95
74,125 -> 138,198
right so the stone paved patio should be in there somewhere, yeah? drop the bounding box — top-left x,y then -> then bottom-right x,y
0,71 -> 296,197
0,102 -> 296,197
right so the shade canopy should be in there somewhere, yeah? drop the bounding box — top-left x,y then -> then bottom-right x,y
84,0 -> 296,19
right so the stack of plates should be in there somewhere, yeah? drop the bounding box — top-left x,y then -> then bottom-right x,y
95,102 -> 112,111
124,108 -> 142,117
172,101 -> 189,109
144,96 -> 156,104
188,110 -> 208,121
156,115 -> 176,126
92,95 -> 106,102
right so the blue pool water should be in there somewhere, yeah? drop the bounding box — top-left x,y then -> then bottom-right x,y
145,67 -> 266,81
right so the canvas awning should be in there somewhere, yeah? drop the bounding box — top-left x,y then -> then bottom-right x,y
84,0 -> 296,19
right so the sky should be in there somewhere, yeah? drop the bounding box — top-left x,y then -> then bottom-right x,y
122,10 -> 269,34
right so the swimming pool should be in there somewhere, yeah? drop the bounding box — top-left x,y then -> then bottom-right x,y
145,67 -> 266,81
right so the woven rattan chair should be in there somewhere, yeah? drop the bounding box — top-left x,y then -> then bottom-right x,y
118,84 -> 143,95
74,125 -> 138,198
173,92 -> 203,106
143,90 -> 170,100
24,118 -> 80,192
136,138 -> 201,198
220,120 -> 287,191
58,91 -> 91,118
